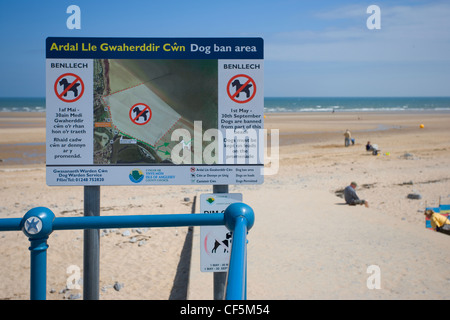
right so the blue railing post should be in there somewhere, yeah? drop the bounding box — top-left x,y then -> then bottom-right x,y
20,207 -> 55,300
223,203 -> 254,300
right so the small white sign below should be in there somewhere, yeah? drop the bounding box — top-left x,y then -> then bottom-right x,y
200,193 -> 242,273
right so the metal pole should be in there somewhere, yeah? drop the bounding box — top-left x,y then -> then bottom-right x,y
223,202 -> 254,300
83,185 -> 100,300
53,213 -> 226,230
29,238 -> 49,300
21,207 -> 55,300
225,216 -> 247,300
213,184 -> 228,300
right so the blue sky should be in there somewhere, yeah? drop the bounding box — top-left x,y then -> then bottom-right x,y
0,0 -> 449,97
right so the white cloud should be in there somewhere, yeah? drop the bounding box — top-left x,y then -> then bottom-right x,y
314,3 -> 366,20
266,3 -> 450,63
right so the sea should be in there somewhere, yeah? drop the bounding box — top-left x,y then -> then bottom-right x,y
1,96 -> 450,113
0,97 -> 46,113
264,97 -> 450,113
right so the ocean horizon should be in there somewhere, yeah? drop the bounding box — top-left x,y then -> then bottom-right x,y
1,96 -> 450,113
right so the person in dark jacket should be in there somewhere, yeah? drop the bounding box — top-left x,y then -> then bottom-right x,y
344,182 -> 369,207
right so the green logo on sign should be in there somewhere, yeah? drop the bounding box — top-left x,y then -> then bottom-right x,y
129,169 -> 144,183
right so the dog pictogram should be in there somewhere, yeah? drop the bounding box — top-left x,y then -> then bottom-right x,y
54,73 -> 85,103
132,106 -> 150,122
211,232 -> 232,253
231,79 -> 253,98
129,103 -> 152,125
59,78 -> 81,97
227,74 -> 256,104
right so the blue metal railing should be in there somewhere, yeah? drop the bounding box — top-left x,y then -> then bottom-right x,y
0,202 -> 254,300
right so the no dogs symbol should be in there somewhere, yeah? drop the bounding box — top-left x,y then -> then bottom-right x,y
54,73 -> 84,103
129,103 -> 152,125
227,74 -> 256,104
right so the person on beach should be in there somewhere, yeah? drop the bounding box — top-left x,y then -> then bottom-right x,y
424,209 -> 450,234
344,182 -> 369,207
366,141 -> 380,155
344,129 -> 351,147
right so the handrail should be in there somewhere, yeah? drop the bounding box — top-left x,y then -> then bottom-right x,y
0,213 -> 226,232
0,202 -> 254,300
223,203 -> 254,300
0,218 -> 22,231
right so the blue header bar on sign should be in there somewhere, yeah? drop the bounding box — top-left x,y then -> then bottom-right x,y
46,37 -> 264,59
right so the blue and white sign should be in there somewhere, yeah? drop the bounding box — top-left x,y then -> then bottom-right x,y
46,37 -> 264,186
199,193 -> 242,272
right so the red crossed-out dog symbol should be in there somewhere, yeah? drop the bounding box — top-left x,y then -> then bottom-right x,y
54,73 -> 84,103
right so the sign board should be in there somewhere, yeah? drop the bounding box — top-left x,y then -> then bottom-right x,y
200,193 -> 242,272
45,37 -> 264,186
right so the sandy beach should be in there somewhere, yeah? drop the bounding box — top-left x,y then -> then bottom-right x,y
1,110 -> 450,300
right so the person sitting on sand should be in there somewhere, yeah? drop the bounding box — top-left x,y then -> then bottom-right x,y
344,182 -> 369,207
366,141 -> 380,155
371,144 -> 380,155
424,209 -> 450,233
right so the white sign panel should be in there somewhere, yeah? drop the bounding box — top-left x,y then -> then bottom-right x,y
200,193 -> 242,272
46,59 -> 93,165
45,37 -> 264,186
